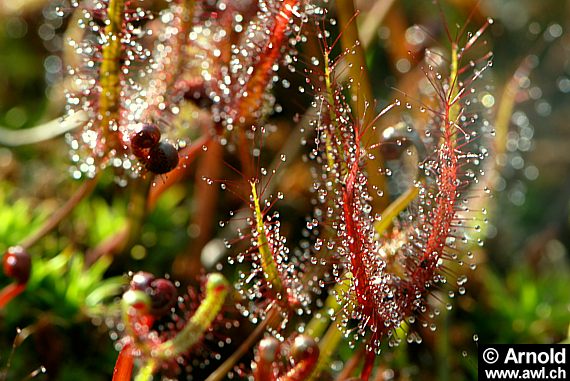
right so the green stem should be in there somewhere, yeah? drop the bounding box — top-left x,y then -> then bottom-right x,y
121,273 -> 228,377
305,279 -> 349,339
99,0 -> 125,148
436,313 -> 450,381
250,182 -> 284,296
304,279 -> 351,380
125,178 -> 151,250
134,359 -> 157,381
374,184 -> 419,235
152,273 -> 229,359
448,43 -> 460,135
307,322 -> 344,381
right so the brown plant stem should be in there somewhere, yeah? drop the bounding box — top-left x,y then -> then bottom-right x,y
147,134 -> 212,210
382,4 -> 410,73
335,348 -> 364,381
173,138 -> 222,279
237,129 -> 254,182
204,304 -> 280,381
87,135 -> 211,265
85,227 -> 128,266
85,177 -> 150,265
359,0 -> 397,48
20,176 -> 99,250
1,323 -> 37,381
337,0 -> 373,125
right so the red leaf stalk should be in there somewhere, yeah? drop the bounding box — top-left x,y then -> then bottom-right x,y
0,283 -> 26,309
112,344 -> 134,381
224,0 -> 301,130
312,15 -> 494,381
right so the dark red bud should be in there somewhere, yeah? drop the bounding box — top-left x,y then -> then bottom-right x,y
257,336 -> 280,363
146,141 -> 179,174
131,123 -> 161,160
254,337 -> 280,380
130,271 -> 155,293
129,272 -> 176,317
3,246 -> 31,284
149,278 -> 177,317
290,335 -> 319,364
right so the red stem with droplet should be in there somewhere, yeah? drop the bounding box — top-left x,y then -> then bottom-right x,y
112,343 -> 134,381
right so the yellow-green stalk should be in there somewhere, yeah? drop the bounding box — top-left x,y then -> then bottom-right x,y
99,0 -> 125,146
250,182 -> 285,296
152,273 -> 229,360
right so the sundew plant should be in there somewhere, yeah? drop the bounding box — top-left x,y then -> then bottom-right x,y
1,0 -> 569,380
